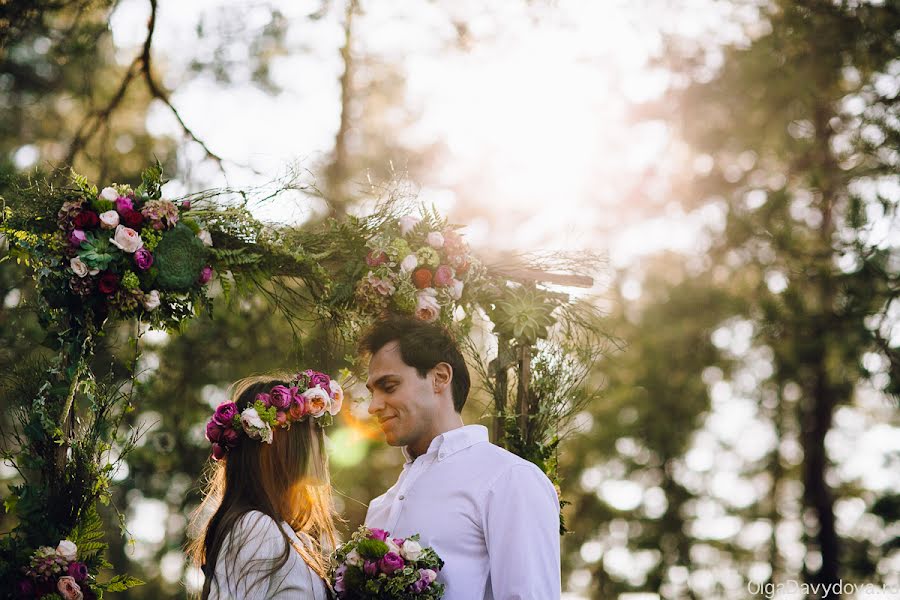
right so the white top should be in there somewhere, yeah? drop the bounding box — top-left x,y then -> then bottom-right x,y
365,425 -> 561,600
208,510 -> 329,600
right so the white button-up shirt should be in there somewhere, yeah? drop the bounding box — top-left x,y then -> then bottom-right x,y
365,425 -> 561,600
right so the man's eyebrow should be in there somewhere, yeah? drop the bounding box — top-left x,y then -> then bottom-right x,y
366,375 -> 399,391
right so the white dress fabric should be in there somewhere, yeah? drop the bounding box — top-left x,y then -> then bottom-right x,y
365,425 -> 562,600
208,510 -> 330,600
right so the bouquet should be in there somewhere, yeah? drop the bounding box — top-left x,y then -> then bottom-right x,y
355,213 -> 478,325
331,527 -> 444,599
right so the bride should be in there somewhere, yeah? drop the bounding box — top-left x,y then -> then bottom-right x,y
187,372 -> 343,599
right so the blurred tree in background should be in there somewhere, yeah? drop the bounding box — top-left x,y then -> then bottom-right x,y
2,0 -> 898,599
563,1 -> 900,598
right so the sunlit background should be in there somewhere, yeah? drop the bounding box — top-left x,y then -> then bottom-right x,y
2,0 -> 899,598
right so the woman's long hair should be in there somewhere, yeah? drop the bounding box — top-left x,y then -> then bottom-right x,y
186,375 -> 339,598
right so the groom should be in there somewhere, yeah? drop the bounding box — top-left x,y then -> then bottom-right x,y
361,315 -> 562,600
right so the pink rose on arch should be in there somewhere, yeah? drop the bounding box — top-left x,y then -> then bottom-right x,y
415,289 -> 441,323
366,250 -> 387,267
368,528 -> 389,542
366,272 -> 396,296
433,265 -> 454,287
426,231 -> 444,248
134,247 -> 153,270
378,552 -> 405,575
198,265 -> 213,284
213,402 -> 238,426
69,229 -> 87,247
67,561 -> 88,583
115,196 -> 134,214
269,385 -> 293,410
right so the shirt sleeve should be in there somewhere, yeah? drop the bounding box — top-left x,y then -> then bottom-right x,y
209,511 -> 318,600
482,463 -> 562,600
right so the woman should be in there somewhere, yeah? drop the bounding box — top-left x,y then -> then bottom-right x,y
187,371 -> 344,599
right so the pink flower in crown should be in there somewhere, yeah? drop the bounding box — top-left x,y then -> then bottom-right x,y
205,420 -> 223,443
289,388 -> 307,419
255,393 -> 272,408
211,443 -> 226,461
302,386 -> 330,418
269,385 -> 293,410
221,428 -> 240,446
275,411 -> 288,426
289,402 -> 305,420
328,381 -> 344,415
213,402 -> 238,427
307,371 -> 331,390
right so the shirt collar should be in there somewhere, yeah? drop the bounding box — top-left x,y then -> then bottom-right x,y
402,424 -> 489,464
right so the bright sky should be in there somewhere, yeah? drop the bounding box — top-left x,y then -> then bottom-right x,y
98,1 -> 900,597
108,0 -> 757,265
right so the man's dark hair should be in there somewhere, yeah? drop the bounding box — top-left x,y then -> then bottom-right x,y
359,315 -> 471,412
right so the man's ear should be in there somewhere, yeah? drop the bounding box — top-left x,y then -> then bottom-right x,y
432,362 -> 453,393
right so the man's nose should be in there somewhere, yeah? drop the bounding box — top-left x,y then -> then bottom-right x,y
368,393 -> 383,415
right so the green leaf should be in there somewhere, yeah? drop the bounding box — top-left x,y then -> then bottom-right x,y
3,494 -> 18,514
101,574 -> 145,592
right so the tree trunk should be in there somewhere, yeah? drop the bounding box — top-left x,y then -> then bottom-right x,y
325,0 -> 358,218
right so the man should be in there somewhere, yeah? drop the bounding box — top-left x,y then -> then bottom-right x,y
361,315 -> 561,600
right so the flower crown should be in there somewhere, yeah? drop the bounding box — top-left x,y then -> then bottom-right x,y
205,370 -> 343,461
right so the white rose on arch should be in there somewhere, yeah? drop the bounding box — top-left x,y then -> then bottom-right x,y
56,539 -> 78,562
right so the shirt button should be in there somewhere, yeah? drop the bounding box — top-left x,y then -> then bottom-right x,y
399,495 -> 405,500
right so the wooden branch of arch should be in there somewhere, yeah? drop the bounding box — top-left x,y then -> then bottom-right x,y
488,266 -> 594,289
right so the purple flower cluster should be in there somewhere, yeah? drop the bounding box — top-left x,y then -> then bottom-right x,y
205,402 -> 241,460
